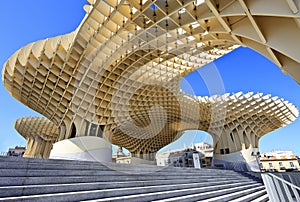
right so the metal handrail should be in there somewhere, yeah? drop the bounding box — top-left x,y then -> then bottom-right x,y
262,172 -> 300,202
268,173 -> 300,191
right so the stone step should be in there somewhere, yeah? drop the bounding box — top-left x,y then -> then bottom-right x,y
228,188 -> 268,202
85,182 -> 262,202
0,179 -> 246,198
0,157 -> 101,166
101,164 -> 237,174
0,163 -> 238,176
0,168 -> 247,179
102,162 -> 237,173
199,186 -> 266,202
151,184 -> 265,202
0,161 -> 237,175
0,157 -> 200,171
0,175 -> 246,186
0,157 -> 269,201
0,157 -> 238,174
0,181 -> 259,202
0,162 -> 109,171
245,172 -> 263,180
251,193 -> 270,202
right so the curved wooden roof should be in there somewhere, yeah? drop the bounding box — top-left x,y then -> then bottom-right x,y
3,0 -> 299,154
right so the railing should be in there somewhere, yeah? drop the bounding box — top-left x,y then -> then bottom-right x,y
262,172 -> 300,202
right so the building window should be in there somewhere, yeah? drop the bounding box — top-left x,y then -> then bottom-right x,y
290,162 -> 295,168
269,163 -> 273,168
70,123 -> 76,138
98,125 -> 105,138
220,149 -> 224,155
279,162 -> 283,167
230,133 -> 234,143
84,120 -> 90,136
90,123 -> 97,136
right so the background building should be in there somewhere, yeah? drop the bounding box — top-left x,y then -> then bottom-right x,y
7,146 -> 25,157
156,142 -> 213,168
259,151 -> 300,172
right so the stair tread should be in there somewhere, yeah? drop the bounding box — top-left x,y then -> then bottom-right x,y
151,183 -> 262,202
0,181 -> 258,201
86,182 -> 261,202
0,157 -> 236,172
227,188 -> 267,202
0,175 -> 244,183
200,186 -> 266,202
0,157 -> 269,201
251,193 -> 270,202
0,179 -> 243,189
0,166 -> 237,174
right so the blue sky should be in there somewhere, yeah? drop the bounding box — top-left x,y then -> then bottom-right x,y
0,0 -> 299,155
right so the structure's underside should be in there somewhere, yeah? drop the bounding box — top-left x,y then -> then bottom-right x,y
3,0 -> 300,160
13,92 -> 298,160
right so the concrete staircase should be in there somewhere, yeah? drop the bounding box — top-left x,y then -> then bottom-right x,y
0,157 -> 269,201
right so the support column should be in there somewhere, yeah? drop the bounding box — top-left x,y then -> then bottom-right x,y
213,147 -> 259,171
33,140 -> 41,158
32,138 -> 43,158
58,124 -> 67,141
29,140 -> 39,157
213,127 -> 260,171
23,138 -> 34,158
38,140 -> 46,158
43,141 -> 53,158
